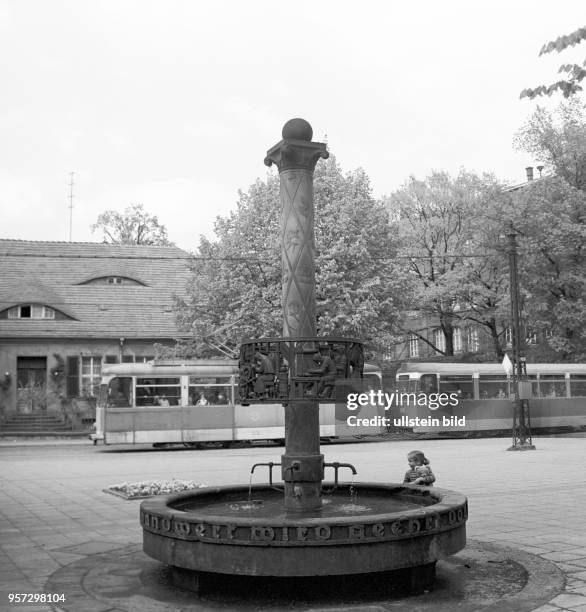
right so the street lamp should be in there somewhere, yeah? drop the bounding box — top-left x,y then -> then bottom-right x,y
506,231 -> 536,451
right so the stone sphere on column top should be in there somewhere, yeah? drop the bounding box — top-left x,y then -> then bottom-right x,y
282,118 -> 313,141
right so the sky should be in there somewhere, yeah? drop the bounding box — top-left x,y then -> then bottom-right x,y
1,1 -> 584,252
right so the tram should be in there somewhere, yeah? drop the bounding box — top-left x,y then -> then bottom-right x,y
394,362 -> 586,432
91,359 -> 384,446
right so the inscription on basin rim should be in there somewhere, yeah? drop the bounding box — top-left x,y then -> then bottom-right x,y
141,503 -> 467,546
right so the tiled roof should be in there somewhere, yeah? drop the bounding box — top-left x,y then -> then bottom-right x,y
0,240 -> 193,339
503,176 -> 546,193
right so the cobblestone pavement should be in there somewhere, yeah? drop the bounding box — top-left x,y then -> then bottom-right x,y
0,435 -> 585,611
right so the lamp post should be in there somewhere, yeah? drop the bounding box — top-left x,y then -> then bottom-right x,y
506,231 -> 536,451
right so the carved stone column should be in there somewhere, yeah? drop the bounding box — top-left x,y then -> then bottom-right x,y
265,118 -> 328,511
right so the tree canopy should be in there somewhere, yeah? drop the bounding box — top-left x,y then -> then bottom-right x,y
386,157 -> 586,362
509,176 -> 586,360
91,203 -> 173,245
520,26 -> 586,99
511,102 -> 586,359
173,156 -> 407,359
387,170 -> 511,359
164,102 -> 586,364
514,99 -> 586,190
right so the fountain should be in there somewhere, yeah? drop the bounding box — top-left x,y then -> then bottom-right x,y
140,118 -> 467,592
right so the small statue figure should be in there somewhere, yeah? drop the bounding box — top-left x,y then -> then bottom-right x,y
307,351 -> 337,398
254,351 -> 276,397
348,342 -> 364,377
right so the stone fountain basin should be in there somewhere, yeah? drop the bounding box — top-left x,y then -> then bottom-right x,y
141,483 -> 467,577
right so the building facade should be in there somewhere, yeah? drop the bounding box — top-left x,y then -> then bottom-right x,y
383,310 -> 499,363
0,240 -> 191,430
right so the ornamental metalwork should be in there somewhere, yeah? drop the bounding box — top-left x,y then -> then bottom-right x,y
238,337 -> 364,404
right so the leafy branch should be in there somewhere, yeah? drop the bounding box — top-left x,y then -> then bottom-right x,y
521,26 -> 586,99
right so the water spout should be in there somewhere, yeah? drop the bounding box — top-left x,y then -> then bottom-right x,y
323,461 -> 358,493
250,461 -> 282,491
283,460 -> 301,481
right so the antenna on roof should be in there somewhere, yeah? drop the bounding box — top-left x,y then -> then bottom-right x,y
68,172 -> 75,242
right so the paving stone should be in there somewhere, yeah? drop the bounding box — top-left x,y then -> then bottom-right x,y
55,540 -> 128,555
1,436 -> 585,610
550,593 -> 586,607
568,585 -> 586,596
543,551 -> 586,562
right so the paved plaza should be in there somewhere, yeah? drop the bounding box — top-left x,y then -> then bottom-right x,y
1,434 -> 586,611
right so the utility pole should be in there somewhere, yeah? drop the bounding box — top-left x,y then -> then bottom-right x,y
68,172 -> 75,242
506,231 -> 536,451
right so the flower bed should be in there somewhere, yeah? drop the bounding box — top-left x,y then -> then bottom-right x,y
104,478 -> 206,500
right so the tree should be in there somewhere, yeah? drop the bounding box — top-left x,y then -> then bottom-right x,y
173,156 -> 407,359
507,177 -> 586,361
453,220 -> 511,361
174,176 -> 282,358
388,170 -> 510,359
512,101 -> 586,360
520,26 -> 586,99
91,204 -> 173,245
514,99 -> 586,190
312,160 -> 407,349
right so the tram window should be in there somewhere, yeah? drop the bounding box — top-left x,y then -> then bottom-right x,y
190,386 -> 231,405
396,377 -> 421,393
420,374 -> 438,394
137,377 -> 180,385
189,376 -> 232,405
136,377 -> 181,406
363,374 -> 381,392
570,375 -> 586,397
538,375 -> 567,398
479,375 -> 509,399
439,375 -> 474,399
525,375 -> 539,398
396,375 -> 410,393
108,377 -> 132,407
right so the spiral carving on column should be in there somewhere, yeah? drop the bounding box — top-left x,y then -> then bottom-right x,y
280,169 -> 316,337
265,134 -> 327,339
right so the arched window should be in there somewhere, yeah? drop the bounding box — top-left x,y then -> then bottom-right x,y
7,304 -> 55,319
78,276 -> 145,286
